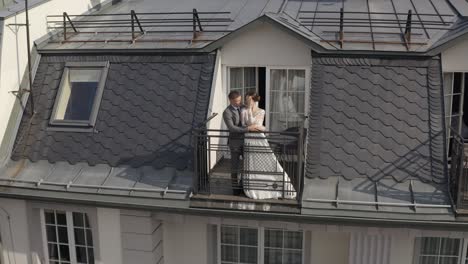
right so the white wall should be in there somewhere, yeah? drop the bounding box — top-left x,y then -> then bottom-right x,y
161,214 -> 208,264
0,0 -> 108,161
389,232 -> 414,264
0,198 -> 30,264
120,209 -> 163,264
97,208 -> 122,264
221,21 -> 312,67
442,36 -> 468,72
311,231 -> 349,264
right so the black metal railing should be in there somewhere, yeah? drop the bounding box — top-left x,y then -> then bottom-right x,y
449,129 -> 468,208
193,129 -> 305,201
46,9 -> 233,43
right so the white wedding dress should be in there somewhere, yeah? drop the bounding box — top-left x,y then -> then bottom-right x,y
242,108 -> 297,199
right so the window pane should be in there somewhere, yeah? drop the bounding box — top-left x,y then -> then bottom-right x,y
265,248 -> 282,264
76,246 -> 87,263
265,229 -> 283,248
221,226 -> 238,244
73,212 -> 84,227
75,228 -> 86,246
88,248 -> 95,264
270,70 -> 287,92
284,231 -> 302,249
45,211 -> 55,224
86,229 -> 94,247
244,68 -> 256,88
66,83 -> 97,121
240,246 -> 257,264
84,215 -> 91,228
56,212 -> 67,226
240,228 -> 257,246
59,244 -> 70,261
46,226 -> 57,242
288,92 -> 305,114
230,68 -> 243,89
284,250 -> 302,264
270,91 -> 286,113
419,256 -> 438,264
440,257 -> 459,264
57,227 -> 68,243
440,238 -> 460,256
48,243 -> 59,260
221,245 -> 238,262
420,237 -> 439,255
288,70 -> 305,92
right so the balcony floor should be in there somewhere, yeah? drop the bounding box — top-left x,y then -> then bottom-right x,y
190,159 -> 300,213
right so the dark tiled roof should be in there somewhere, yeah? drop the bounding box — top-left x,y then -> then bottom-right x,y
302,55 -> 452,219
11,54 -> 215,170
306,56 -> 446,184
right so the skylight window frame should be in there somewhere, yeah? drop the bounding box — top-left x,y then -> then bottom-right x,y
49,61 -> 109,129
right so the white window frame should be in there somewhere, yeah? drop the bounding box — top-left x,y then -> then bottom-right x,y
265,67 -> 310,131
413,237 -> 468,264
49,61 -> 109,129
444,72 -> 466,153
217,224 -> 304,264
40,209 -> 96,264
263,228 -> 304,264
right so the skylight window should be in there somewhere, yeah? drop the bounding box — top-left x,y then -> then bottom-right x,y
50,62 -> 109,128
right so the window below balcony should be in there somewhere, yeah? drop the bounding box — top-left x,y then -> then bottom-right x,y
42,209 -> 95,264
413,237 -> 466,264
49,62 -> 109,130
219,225 -> 303,264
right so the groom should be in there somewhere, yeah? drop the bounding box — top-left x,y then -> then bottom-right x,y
223,91 -> 258,195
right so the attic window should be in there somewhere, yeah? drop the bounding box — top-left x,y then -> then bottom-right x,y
50,62 -> 109,128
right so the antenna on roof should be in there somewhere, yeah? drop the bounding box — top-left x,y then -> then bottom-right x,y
25,0 -> 34,115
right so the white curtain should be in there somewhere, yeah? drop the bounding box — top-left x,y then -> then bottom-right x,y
269,69 -> 305,131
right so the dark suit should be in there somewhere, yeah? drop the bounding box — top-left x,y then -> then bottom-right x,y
223,105 -> 247,192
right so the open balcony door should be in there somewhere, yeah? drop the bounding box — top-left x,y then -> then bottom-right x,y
266,67 -> 309,132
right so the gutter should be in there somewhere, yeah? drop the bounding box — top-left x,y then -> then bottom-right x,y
304,198 -> 452,209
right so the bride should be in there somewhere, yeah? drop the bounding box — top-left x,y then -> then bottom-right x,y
242,91 -> 296,199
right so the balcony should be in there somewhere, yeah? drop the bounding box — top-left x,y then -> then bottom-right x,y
191,129 -> 305,213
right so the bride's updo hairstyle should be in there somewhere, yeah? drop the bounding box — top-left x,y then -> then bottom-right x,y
245,91 -> 261,102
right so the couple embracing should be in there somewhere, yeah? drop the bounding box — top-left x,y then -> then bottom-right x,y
222,91 -> 296,199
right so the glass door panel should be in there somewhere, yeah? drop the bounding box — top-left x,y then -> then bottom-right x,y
268,69 -> 306,131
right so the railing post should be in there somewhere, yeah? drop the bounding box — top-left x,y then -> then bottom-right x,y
457,139 -> 465,207
192,8 -> 203,39
131,10 -> 135,41
63,12 -> 67,41
193,130 -> 199,195
297,127 -> 304,201
339,8 -> 344,48
404,10 -> 412,47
